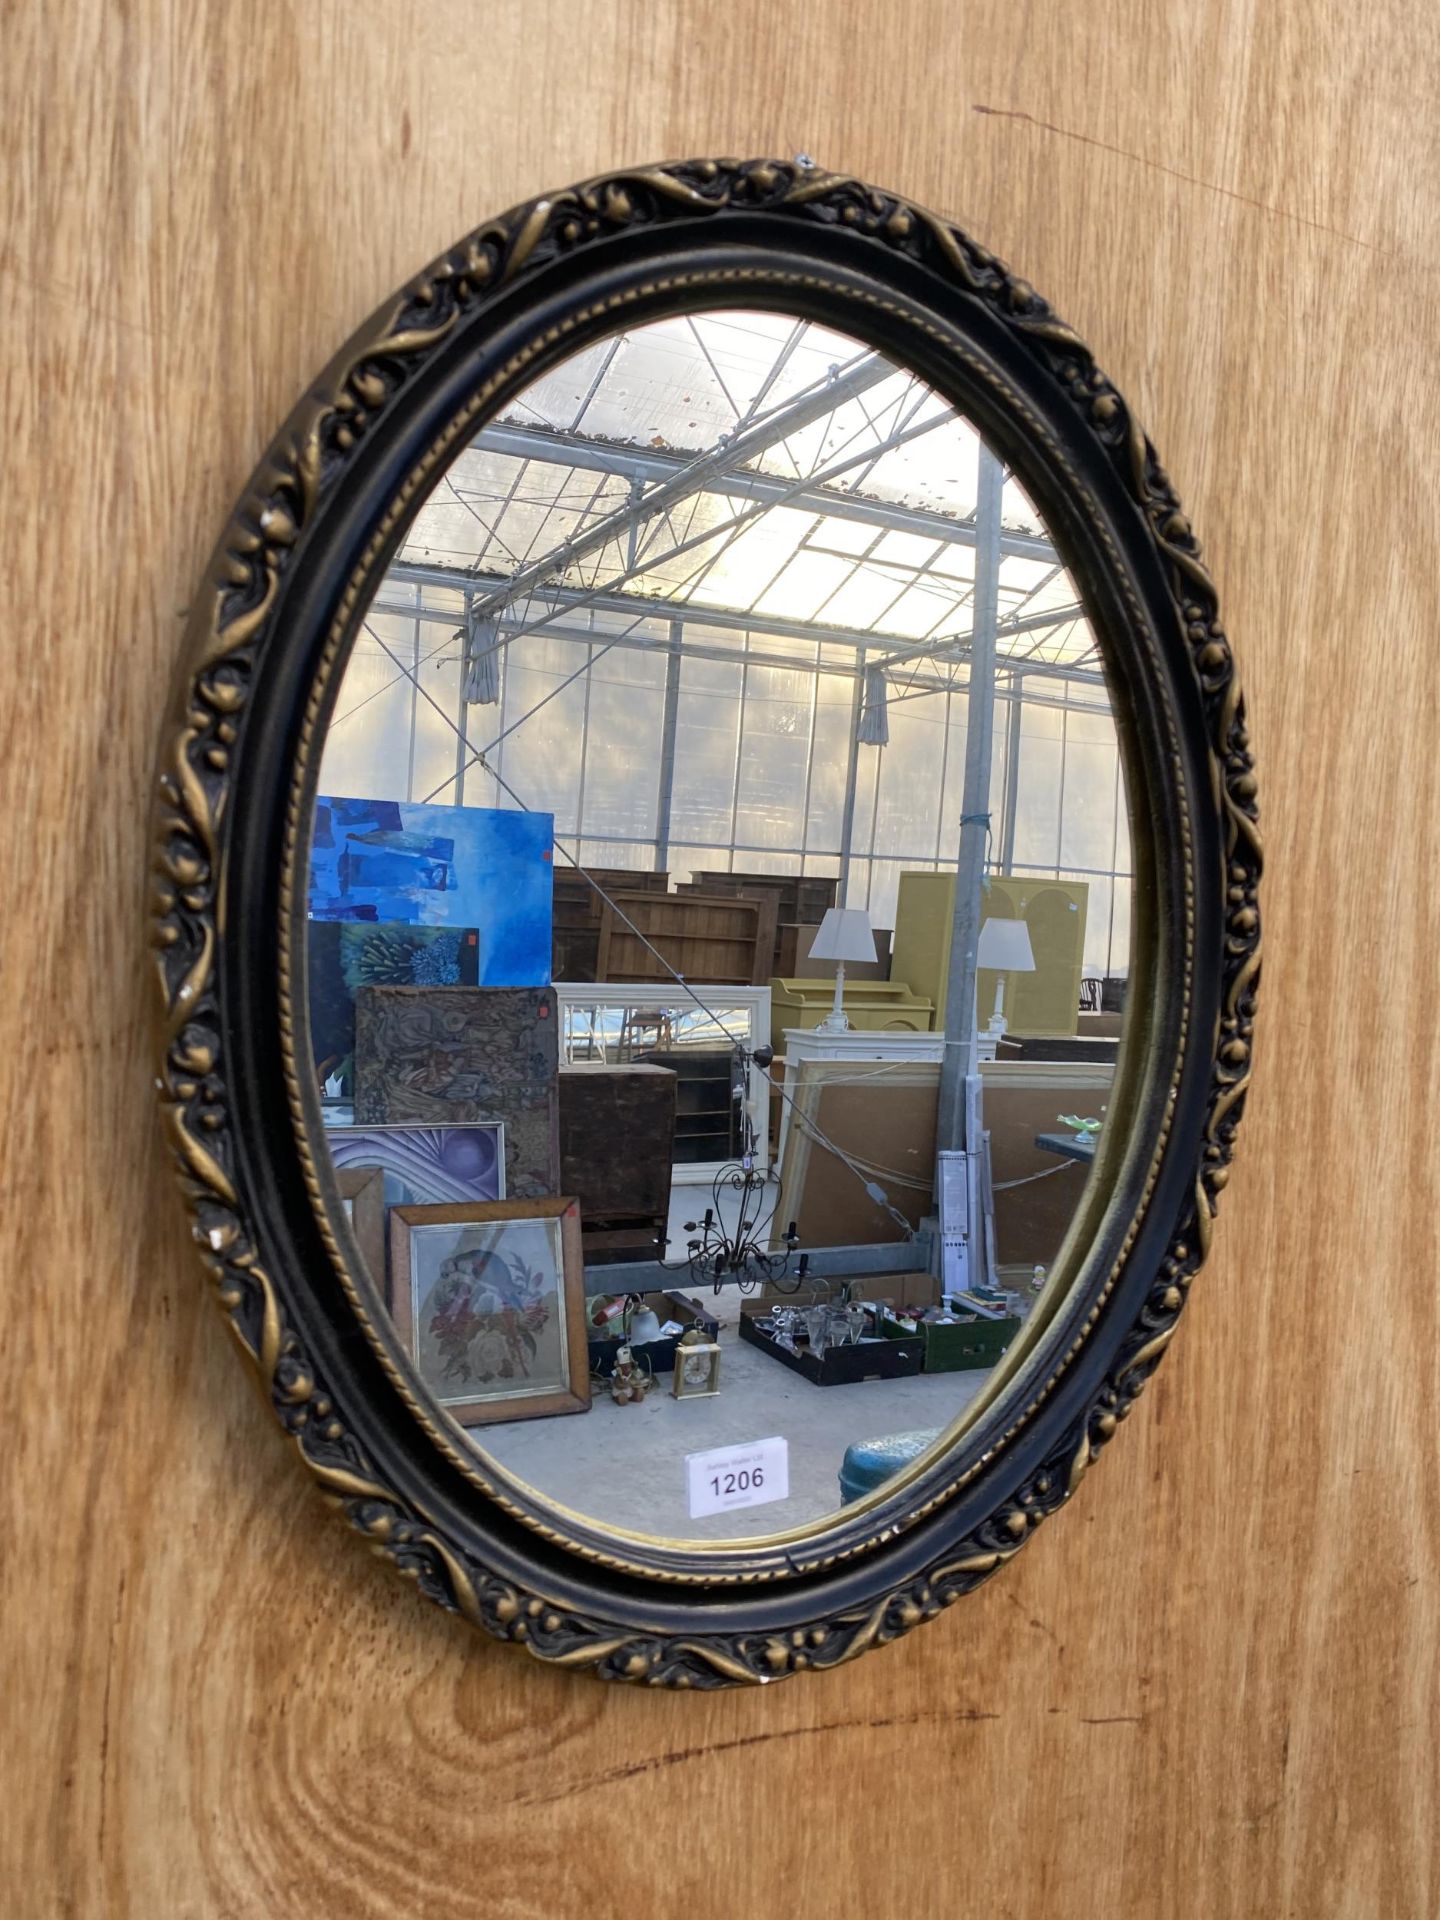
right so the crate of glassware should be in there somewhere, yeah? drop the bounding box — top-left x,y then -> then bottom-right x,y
737,1297 -> 925,1386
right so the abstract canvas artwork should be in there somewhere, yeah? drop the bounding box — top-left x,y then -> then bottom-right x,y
388,1200 -> 590,1426
308,921 -> 480,1095
353,985 -> 560,1199
308,796 -> 553,986
325,1124 -> 506,1206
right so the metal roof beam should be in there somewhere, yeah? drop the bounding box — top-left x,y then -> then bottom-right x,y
371,589 -> 1107,691
387,561 -> 1083,662
462,420 -> 1058,562
360,606 -> 1108,705
468,352 -> 899,619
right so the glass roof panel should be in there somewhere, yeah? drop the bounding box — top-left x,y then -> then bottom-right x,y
748,549 -> 863,624
819,568 -> 941,635
386,310 -> 1093,656
1002,471 -> 1047,532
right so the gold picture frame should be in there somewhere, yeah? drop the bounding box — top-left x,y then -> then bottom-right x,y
335,1165 -> 386,1296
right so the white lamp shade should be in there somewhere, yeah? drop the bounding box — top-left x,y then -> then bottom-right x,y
808,906 -> 878,964
977,916 -> 1036,972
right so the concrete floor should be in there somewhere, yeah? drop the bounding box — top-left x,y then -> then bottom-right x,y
474,1290 -> 993,1541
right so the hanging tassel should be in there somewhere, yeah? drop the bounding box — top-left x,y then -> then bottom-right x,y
462,608 -> 502,705
856,663 -> 890,746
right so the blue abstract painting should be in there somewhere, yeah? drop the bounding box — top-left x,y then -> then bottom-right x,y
308,921 -> 482,1098
309,798 -> 553,985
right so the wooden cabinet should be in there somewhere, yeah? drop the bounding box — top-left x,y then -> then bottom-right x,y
557,1063 -> 676,1264
684,869 -> 839,924
891,872 -> 1090,1039
552,867 -> 668,981
769,976 -> 934,1051
774,918 -> 892,980
596,888 -> 777,987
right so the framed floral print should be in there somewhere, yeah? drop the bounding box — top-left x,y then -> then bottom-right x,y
387,1199 -> 590,1426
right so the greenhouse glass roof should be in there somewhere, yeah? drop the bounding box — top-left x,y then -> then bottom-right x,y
392,312 -> 1096,674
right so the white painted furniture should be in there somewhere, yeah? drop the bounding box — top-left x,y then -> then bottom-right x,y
775,1026 -> 946,1165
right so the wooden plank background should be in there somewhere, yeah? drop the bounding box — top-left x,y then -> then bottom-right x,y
4,3 -> 1437,1914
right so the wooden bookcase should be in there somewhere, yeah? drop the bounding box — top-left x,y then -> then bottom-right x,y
551,866 -> 668,981
633,1047 -> 743,1166
596,889 -> 777,988
684,869 -> 839,925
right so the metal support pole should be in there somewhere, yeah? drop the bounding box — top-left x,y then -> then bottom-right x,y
405,591 -> 420,801
837,647 -> 866,904
573,623 -> 595,846
624,476 -> 644,571
725,650 -> 750,864
452,589 -> 473,806
654,623 -> 682,870
935,445 -> 1004,1163
999,672 -> 1023,873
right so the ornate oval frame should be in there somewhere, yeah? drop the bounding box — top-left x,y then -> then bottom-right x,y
151,158 -> 1260,1688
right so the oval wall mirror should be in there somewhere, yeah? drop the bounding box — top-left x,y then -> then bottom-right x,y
152,158 -> 1260,1686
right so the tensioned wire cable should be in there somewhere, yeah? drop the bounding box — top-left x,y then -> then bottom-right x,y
993,1163 -> 1073,1191
772,1063 -> 1079,1192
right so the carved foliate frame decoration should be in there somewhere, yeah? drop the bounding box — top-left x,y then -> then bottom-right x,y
151,158 -> 1260,1688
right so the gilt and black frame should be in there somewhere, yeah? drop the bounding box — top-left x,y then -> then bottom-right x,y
151,158 -> 1260,1687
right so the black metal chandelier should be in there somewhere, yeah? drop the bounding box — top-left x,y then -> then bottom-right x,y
667,1043 -> 808,1294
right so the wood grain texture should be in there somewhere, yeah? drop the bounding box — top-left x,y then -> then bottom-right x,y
4,2 -> 1438,1914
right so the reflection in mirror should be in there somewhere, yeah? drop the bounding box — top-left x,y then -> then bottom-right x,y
306,310 -> 1136,1543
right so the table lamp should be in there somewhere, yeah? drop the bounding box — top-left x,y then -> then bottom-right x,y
976,915 -> 1036,1045
809,906 -> 878,1032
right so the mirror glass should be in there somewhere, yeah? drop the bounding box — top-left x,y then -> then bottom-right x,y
304,310 -> 1137,1543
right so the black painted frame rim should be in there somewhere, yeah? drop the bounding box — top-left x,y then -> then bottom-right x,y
150,158 -> 1260,1687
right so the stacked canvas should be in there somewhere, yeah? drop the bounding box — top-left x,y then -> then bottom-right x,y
354,985 -> 561,1199
308,921 -> 480,1096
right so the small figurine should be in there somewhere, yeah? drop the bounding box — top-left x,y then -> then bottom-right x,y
609,1344 -> 652,1406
